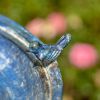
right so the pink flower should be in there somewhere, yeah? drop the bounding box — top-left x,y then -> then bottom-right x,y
26,18 -> 45,37
26,12 -> 67,39
69,43 -> 98,69
48,12 -> 67,34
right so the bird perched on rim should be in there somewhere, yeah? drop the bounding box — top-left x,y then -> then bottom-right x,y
0,15 -> 71,66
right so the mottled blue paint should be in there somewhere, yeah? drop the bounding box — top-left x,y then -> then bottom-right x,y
0,15 -> 71,100
0,35 -> 45,100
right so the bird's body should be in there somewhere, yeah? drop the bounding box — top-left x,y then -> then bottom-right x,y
0,15 -> 71,66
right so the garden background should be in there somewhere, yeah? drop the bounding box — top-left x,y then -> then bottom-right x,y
0,0 -> 100,100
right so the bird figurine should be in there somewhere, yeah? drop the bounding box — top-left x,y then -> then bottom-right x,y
0,15 -> 71,100
0,15 -> 71,66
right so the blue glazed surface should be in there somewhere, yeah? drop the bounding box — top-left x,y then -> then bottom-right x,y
0,35 -> 45,100
46,62 -> 63,100
0,15 -> 71,100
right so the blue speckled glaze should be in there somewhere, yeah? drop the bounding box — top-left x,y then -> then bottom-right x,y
0,35 -> 45,100
0,15 -> 71,100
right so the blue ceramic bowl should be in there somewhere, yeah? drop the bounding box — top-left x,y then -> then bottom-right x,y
0,15 -> 67,100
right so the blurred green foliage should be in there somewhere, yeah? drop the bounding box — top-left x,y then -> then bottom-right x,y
0,0 -> 100,99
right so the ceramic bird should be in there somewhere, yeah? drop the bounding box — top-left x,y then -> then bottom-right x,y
0,15 -> 71,66
0,15 -> 71,100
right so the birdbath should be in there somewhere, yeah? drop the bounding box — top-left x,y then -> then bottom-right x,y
0,15 -> 71,100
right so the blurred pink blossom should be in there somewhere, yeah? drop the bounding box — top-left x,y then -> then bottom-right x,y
48,12 -> 67,34
26,12 -> 68,39
26,18 -> 57,39
69,43 -> 98,69
26,18 -> 45,37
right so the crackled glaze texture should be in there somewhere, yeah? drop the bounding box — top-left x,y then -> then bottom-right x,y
0,35 -> 45,100
0,34 -> 64,100
0,15 -> 71,100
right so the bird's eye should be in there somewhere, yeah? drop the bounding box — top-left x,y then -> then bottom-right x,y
30,41 -> 39,49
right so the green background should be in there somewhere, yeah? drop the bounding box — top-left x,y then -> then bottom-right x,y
0,0 -> 100,99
